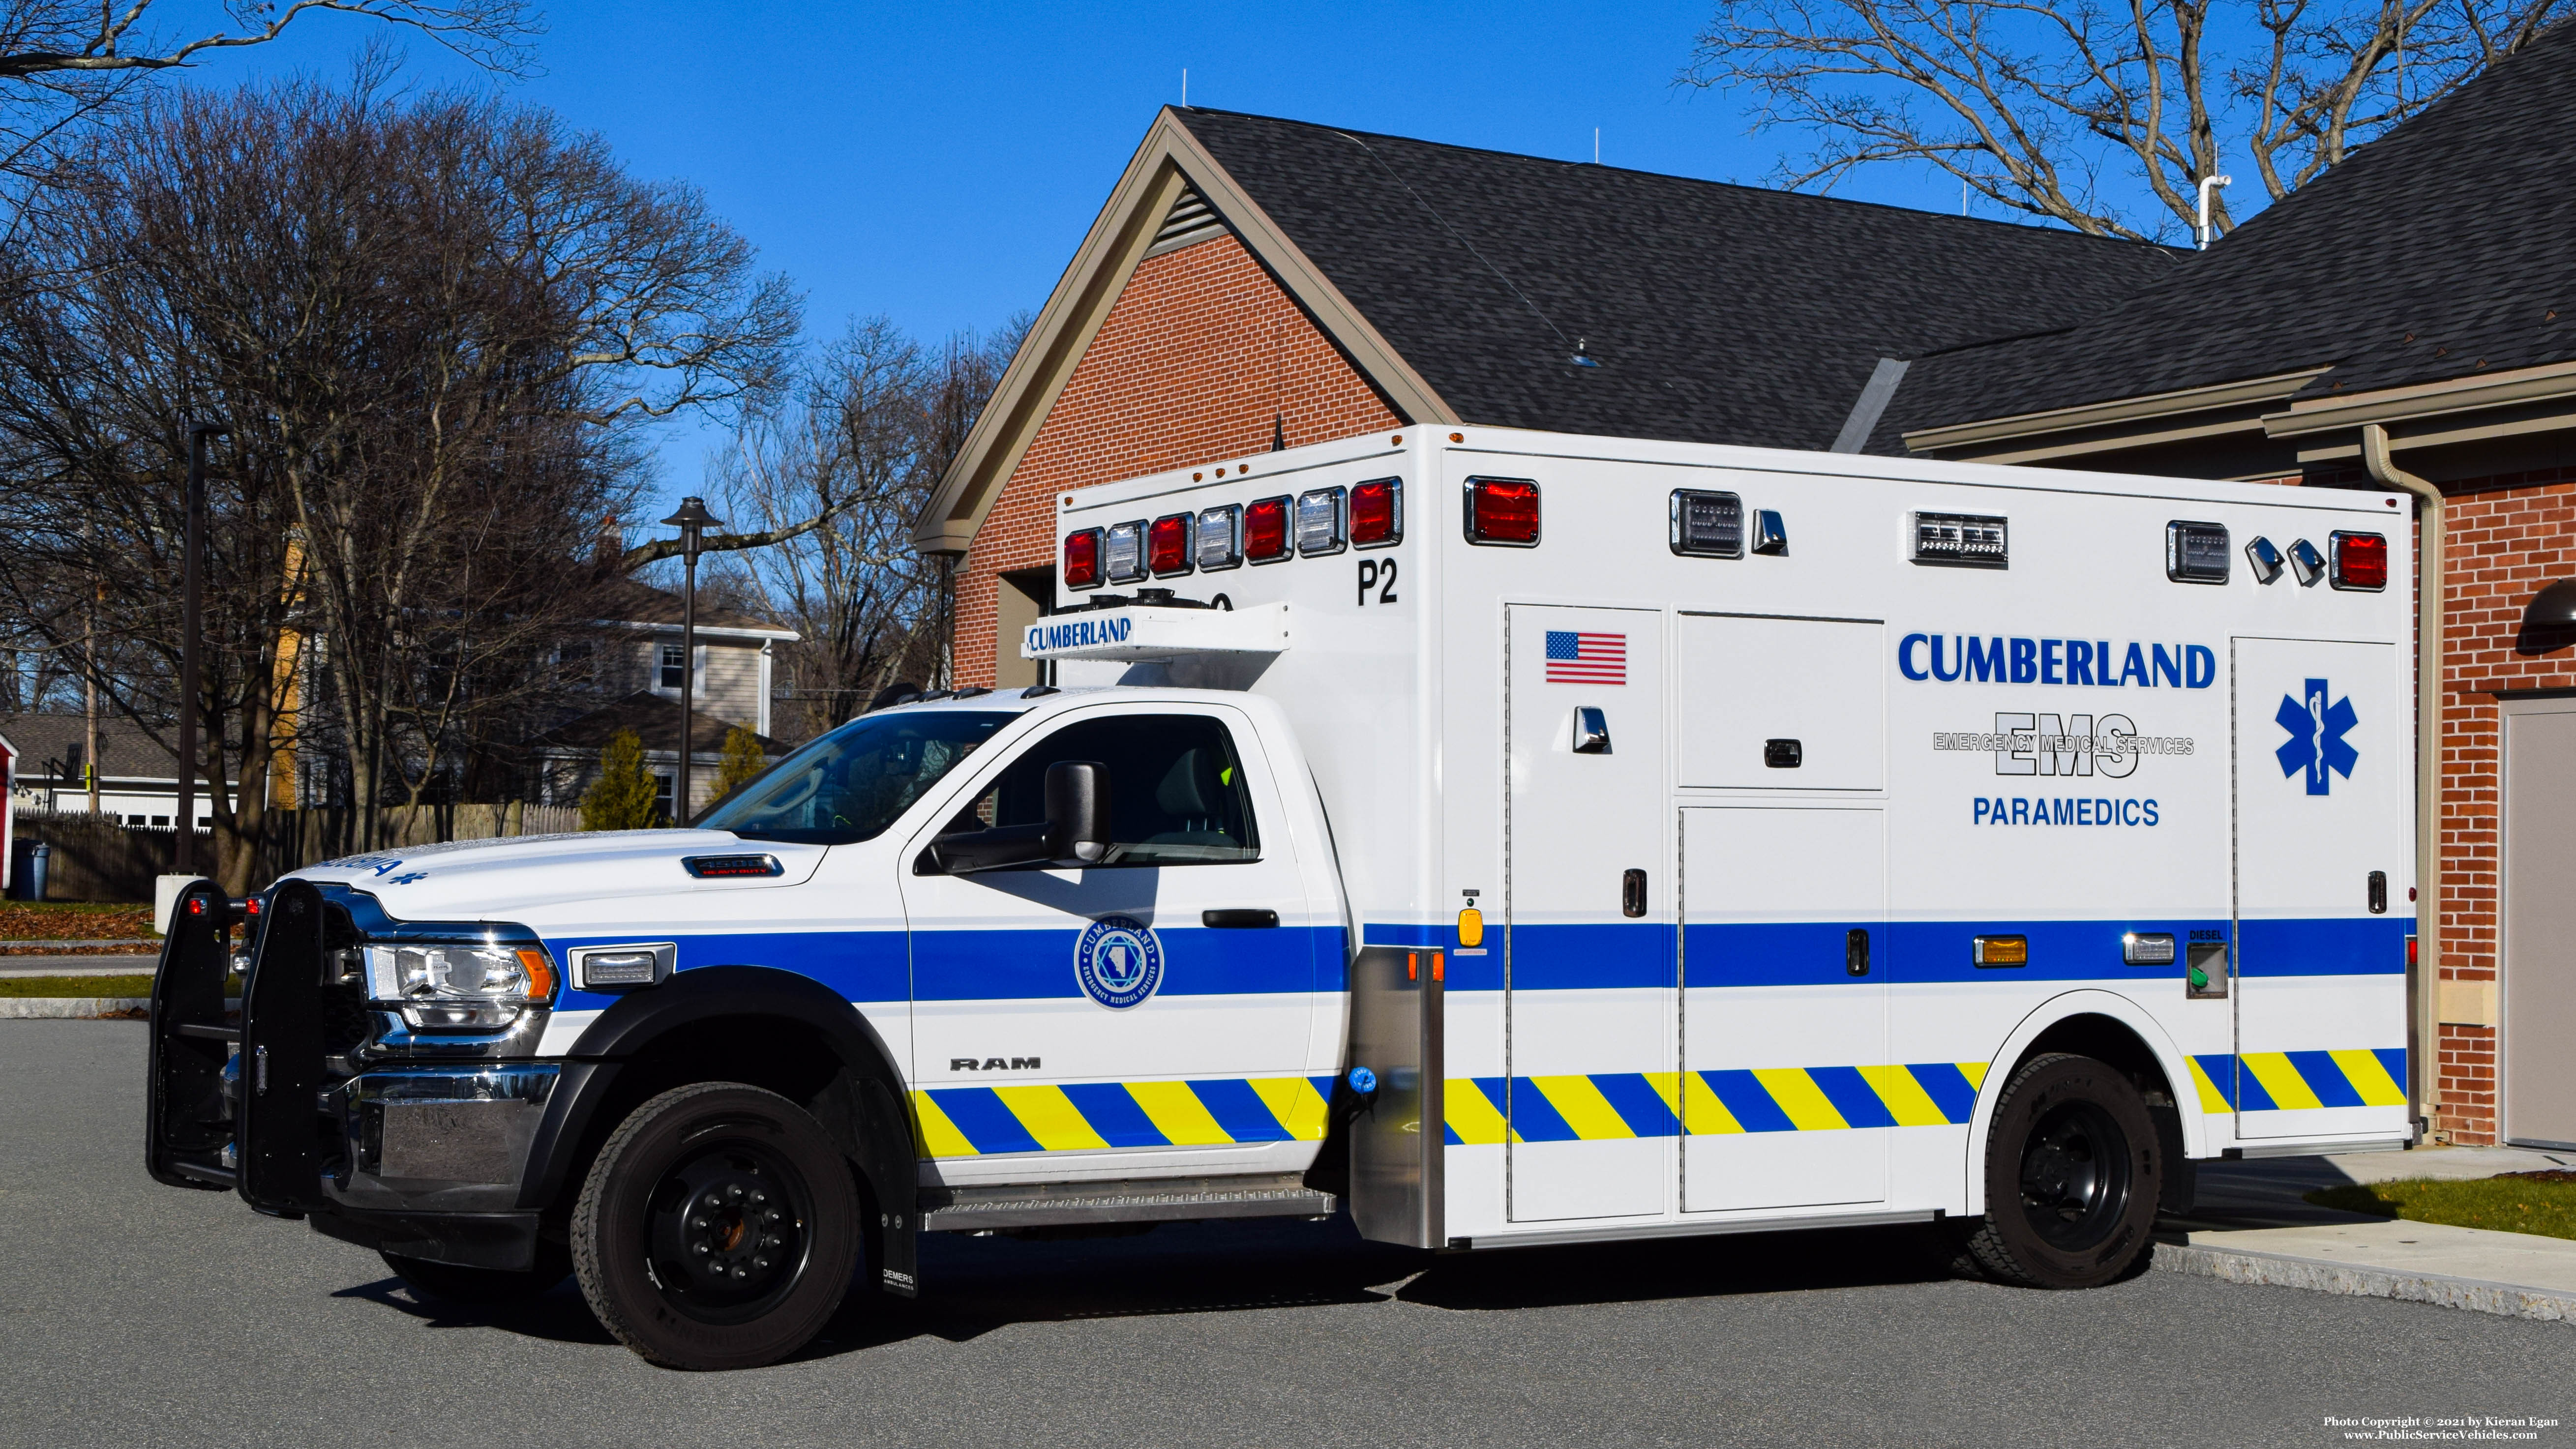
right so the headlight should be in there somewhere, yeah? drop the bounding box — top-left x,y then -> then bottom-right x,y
364,940 -> 558,1030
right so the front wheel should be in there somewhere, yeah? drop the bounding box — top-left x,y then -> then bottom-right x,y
570,1082 -> 860,1370
1958,1053 -> 2160,1288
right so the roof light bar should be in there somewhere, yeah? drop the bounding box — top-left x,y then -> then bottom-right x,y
1465,477 -> 1540,547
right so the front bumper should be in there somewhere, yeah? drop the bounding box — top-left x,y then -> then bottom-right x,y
311,1064 -> 566,1271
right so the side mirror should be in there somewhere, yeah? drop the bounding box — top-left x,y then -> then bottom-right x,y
1045,760 -> 1112,865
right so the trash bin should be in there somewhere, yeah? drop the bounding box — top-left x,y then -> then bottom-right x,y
26,839 -> 50,902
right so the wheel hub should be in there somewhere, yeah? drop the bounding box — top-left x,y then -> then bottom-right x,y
648,1149 -> 805,1309
2017,1098 -> 2130,1250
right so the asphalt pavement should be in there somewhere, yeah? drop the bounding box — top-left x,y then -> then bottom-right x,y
4,1019 -> 2570,1449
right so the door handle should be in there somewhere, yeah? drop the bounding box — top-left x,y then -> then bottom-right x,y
1202,909 -> 1279,928
1621,869 -> 1647,918
1846,929 -> 1870,977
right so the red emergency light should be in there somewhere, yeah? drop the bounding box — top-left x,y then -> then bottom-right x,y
2330,531 -> 2388,591
1245,497 -> 1291,563
1351,479 -> 1401,547
1465,477 -> 1540,546
1063,529 -> 1103,590
1148,514 -> 1193,576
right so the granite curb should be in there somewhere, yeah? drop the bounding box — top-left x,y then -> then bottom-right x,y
2155,1238 -> 2576,1322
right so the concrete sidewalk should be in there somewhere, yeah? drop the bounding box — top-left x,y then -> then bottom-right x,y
2157,1143 -> 2576,1322
0,957 -> 162,977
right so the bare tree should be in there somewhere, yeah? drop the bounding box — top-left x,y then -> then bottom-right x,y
0,2 -> 530,193
710,317 -> 1019,742
0,71 -> 795,882
1681,0 -> 2569,240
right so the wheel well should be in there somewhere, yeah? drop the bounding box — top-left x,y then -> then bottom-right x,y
2011,1012 -> 2173,1103
539,1015 -> 864,1236
2006,1011 -> 2195,1212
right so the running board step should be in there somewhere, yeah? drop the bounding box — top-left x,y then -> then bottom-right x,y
920,1172 -> 1335,1232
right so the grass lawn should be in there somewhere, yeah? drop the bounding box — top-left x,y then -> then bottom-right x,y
0,901 -> 159,943
0,974 -> 159,998
2305,1172 -> 2576,1241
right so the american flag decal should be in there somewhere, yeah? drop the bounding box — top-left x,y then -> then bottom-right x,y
1544,630 -> 1627,685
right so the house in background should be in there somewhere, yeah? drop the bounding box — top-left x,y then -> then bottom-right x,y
1,709 -> 240,828
532,577 -> 798,820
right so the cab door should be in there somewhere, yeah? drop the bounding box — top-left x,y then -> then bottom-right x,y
900,704 -> 1323,1176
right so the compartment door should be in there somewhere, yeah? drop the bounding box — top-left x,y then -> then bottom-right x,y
2230,637 -> 2411,1140
1504,604 -> 1673,1222
1678,806 -> 1889,1212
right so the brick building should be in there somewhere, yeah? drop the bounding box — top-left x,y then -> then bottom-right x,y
916,30 -> 2576,1147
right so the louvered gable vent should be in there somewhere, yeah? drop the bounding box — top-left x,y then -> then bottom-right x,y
1146,182 -> 1228,257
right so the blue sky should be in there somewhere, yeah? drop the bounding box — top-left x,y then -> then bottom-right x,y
199,1 -> 1985,503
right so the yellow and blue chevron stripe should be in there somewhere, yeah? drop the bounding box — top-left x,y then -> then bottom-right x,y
2187,1049 -> 2407,1113
913,1076 -> 1335,1157
1443,1063 -> 1993,1145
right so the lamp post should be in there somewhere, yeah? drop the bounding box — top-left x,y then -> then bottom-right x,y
661,496 -> 721,824
175,420 -> 225,875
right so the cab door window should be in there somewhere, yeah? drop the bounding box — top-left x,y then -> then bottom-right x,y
959,714 -> 1258,865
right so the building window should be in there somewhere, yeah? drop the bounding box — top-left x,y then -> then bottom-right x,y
660,643 -> 686,690
654,771 -> 675,823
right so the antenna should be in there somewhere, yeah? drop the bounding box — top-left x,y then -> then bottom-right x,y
1593,127 -> 1600,164
1181,68 -> 1187,107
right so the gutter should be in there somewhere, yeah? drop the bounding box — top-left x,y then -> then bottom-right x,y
2360,422 -> 2444,1141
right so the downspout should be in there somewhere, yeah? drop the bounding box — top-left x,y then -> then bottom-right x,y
2361,422 -> 2443,1142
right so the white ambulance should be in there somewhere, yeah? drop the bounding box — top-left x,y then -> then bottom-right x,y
146,426 -> 2416,1370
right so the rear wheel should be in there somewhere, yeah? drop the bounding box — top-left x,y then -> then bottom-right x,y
570,1082 -> 860,1370
381,1243 -> 570,1304
1959,1053 -> 2160,1288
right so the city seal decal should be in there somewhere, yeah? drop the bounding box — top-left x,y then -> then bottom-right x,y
1074,915 -> 1165,1009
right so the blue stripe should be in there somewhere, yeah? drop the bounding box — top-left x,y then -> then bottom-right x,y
551,929 -> 910,1013
1507,922 -> 1674,990
2193,1054 -> 2239,1109
1362,923 -> 1444,947
2373,1047 -> 2409,1091
1699,1069 -> 1798,1133
1443,1122 -> 1464,1145
1188,1078 -> 1291,1142
1059,1083 -> 1168,1147
1590,1072 -> 1681,1138
1506,1078 -> 1581,1142
2286,1050 -> 2365,1108
911,925 -> 1326,1001
926,1088 -> 1041,1154
1907,1063 -> 1981,1124
1807,1065 -> 1898,1128
2237,917 -> 2410,977
2235,1062 -> 2279,1112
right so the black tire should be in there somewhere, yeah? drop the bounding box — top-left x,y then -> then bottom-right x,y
382,1243 -> 571,1304
570,1082 -> 860,1370
1960,1052 -> 2160,1289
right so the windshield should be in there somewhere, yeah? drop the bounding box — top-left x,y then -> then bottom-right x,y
697,710 -> 1016,845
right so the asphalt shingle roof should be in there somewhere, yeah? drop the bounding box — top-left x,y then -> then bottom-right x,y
1875,21 -> 2576,450
1174,110 -> 2183,451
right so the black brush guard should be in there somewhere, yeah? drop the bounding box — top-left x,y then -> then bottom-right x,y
147,878 -> 333,1215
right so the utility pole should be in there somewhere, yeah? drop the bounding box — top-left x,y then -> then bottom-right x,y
661,496 -> 720,825
175,421 -> 224,875
85,520 -> 100,817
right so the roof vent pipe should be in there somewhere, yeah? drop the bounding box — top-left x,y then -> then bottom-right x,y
2361,422 -> 2442,1142
2196,175 -> 2232,250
